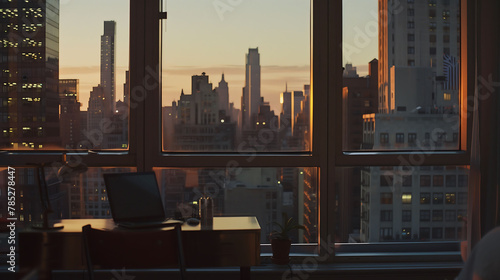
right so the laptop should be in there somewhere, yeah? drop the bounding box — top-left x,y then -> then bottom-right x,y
103,172 -> 183,229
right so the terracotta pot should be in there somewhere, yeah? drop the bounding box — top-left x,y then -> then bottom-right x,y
271,238 -> 292,265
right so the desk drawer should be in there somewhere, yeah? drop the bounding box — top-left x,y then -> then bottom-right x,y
183,231 -> 260,267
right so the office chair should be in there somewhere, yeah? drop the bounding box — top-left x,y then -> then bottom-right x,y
82,224 -> 187,280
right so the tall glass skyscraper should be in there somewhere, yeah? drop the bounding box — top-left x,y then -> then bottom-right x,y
0,0 -> 60,149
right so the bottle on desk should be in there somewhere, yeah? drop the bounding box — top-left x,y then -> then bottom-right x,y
198,196 -> 213,229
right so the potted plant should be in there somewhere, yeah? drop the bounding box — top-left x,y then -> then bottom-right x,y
270,213 -> 305,265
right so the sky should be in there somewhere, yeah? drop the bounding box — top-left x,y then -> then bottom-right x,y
59,0 -> 377,112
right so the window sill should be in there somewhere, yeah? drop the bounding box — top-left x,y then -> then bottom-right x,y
43,261 -> 463,280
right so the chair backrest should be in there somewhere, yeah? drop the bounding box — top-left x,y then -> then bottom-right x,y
82,224 -> 186,280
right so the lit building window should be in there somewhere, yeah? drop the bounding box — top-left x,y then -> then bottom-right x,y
402,193 -> 412,204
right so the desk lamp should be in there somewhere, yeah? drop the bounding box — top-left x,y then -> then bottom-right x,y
31,155 -> 88,230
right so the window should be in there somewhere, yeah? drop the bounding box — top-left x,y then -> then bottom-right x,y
402,175 -> 413,187
1,0 -> 478,264
408,34 -> 415,41
402,210 -> 412,222
458,175 -> 469,187
446,193 -> 456,204
443,10 -> 450,20
458,192 -> 468,204
432,210 -> 444,221
433,193 -> 444,204
380,210 -> 393,222
402,193 -> 412,204
420,175 -> 431,187
445,227 -> 456,239
444,93 -> 452,101
408,47 -> 415,55
433,175 -> 444,187
458,210 -> 467,221
380,228 -> 393,241
444,34 -> 450,43
420,193 -> 431,204
401,228 -> 412,240
430,22 -> 437,32
420,227 -> 431,240
380,133 -> 389,144
432,227 -> 443,239
380,175 -> 393,187
446,175 -> 456,187
429,9 -> 436,18
407,21 -> 415,29
396,133 -> 404,143
408,133 -> 417,146
430,34 -> 437,43
443,22 -> 451,32
408,9 -> 414,16
445,210 -> 456,221
420,210 -> 431,221
381,193 -> 393,204
430,47 -> 437,55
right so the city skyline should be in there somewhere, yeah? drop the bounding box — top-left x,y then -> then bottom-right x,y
59,0 -> 377,113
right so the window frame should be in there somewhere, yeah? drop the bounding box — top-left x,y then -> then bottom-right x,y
333,0 -> 473,166
0,0 -> 476,262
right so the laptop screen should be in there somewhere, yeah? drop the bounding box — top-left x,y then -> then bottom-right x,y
103,172 -> 166,223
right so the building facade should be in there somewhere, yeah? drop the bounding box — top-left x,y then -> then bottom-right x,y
0,0 -> 60,149
241,48 -> 261,129
100,21 -> 116,117
378,0 -> 460,114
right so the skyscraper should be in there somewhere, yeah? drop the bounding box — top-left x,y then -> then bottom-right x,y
87,85 -> 105,148
59,79 -> 81,149
216,73 -> 229,114
171,73 -> 236,151
378,0 -> 460,114
101,21 -> 116,117
0,0 -> 60,149
241,48 -> 261,129
357,0 -> 463,243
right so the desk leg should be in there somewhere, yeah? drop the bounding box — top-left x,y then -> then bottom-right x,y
240,266 -> 251,280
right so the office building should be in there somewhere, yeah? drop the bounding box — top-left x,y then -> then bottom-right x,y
224,168 -> 283,242
59,79 -> 81,149
123,70 -> 130,105
360,113 -> 466,242
102,100 -> 128,149
356,0 -> 464,243
216,73 -> 229,114
378,0 -> 460,114
0,0 -> 60,149
171,73 -> 236,151
241,48 -> 261,129
86,85 -> 105,149
101,21 -> 116,117
336,60 -> 378,241
280,86 -> 309,150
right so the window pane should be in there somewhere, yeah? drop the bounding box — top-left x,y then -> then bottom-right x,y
154,167 -> 318,244
1,167 -> 135,228
336,166 -> 468,243
343,0 -> 461,151
162,1 -> 310,152
0,1 -> 130,150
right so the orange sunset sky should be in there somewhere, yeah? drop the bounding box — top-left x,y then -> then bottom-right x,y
59,0 -> 376,112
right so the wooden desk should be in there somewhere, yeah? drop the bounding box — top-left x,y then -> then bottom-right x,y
19,217 -> 260,279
